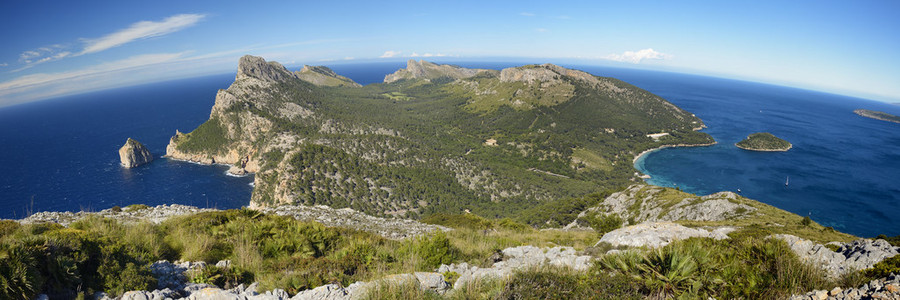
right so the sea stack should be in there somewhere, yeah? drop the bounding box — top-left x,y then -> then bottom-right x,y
119,138 -> 154,168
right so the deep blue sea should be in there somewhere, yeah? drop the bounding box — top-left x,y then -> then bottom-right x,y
1,61 -> 897,237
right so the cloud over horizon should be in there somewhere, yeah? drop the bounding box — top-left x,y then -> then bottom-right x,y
0,52 -> 188,106
80,14 -> 206,55
604,48 -> 672,64
10,14 -> 205,72
379,50 -> 402,58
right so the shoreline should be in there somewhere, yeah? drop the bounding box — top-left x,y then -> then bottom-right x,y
735,143 -> 792,152
632,142 -> 718,165
163,155 -> 257,177
631,142 -> 718,179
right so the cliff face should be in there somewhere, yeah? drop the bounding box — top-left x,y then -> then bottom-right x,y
165,55 -> 299,174
168,55 -> 712,216
119,138 -> 154,168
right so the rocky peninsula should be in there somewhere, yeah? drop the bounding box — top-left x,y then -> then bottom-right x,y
736,132 -> 792,151
119,138 -> 154,168
855,108 -> 900,124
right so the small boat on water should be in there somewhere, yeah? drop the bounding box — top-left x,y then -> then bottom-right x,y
785,176 -> 790,186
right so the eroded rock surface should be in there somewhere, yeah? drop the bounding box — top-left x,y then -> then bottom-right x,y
597,222 -> 734,248
119,138 -> 154,168
774,234 -> 900,278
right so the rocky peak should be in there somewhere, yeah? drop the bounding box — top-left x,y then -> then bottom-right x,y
500,64 -> 600,86
384,60 -> 497,83
236,55 -> 295,82
119,138 -> 153,168
296,65 -> 362,87
301,65 -> 338,77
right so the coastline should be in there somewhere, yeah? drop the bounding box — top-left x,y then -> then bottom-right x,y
632,142 -> 718,165
163,155 -> 257,177
735,143 -> 792,152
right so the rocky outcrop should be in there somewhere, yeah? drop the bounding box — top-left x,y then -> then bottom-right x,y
567,185 -> 757,229
597,222 -> 734,248
438,245 -> 593,289
237,55 -> 296,83
791,274 -> 900,300
15,203 -> 445,240
383,60 -> 497,83
119,138 -> 154,168
295,65 -> 361,87
254,204 -> 448,240
774,234 -> 900,278
19,204 -> 215,226
499,64 -> 601,87
165,55 -> 293,175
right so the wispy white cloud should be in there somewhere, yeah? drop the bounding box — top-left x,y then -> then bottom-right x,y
9,14 -> 205,72
520,12 -> 535,17
15,45 -> 69,69
380,50 -> 402,58
410,53 -> 447,57
603,48 -> 673,64
0,52 -> 187,105
79,14 -> 205,55
535,28 -> 549,33
343,57 -> 354,60
0,63 -> 8,67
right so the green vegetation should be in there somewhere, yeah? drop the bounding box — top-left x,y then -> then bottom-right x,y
174,117 -> 232,154
175,60 -> 714,220
583,212 -> 623,237
863,254 -> 900,279
735,132 -> 792,151
0,210 -> 598,298
380,92 -> 413,101
3,208 -> 891,299
515,191 -> 614,227
854,109 -> 900,124
598,236 -> 831,299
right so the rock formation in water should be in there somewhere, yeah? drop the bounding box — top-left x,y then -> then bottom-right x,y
119,138 -> 153,168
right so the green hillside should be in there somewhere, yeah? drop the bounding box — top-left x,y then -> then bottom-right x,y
170,56 -> 714,219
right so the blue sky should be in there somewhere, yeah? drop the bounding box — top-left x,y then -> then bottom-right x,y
1,0 -> 898,107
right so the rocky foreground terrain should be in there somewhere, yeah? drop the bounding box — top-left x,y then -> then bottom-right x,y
14,199 -> 899,300
19,203 -> 445,240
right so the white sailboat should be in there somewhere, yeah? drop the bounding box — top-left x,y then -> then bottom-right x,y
785,176 -> 789,186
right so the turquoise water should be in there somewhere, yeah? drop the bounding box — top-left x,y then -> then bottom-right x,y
1,62 -> 896,237
617,71 -> 900,237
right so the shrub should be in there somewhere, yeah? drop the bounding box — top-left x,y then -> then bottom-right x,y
875,234 -> 900,247
414,233 -> 455,269
863,255 -> 900,279
187,265 -> 253,289
0,220 -> 20,238
584,212 -> 623,237
0,245 -> 42,300
500,265 -> 641,300
598,237 -> 830,299
801,216 -> 812,226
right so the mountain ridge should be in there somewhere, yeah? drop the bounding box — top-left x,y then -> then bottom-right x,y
166,55 -> 714,218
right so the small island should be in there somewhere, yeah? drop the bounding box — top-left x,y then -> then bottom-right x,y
735,132 -> 792,151
119,138 -> 154,168
854,109 -> 900,124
